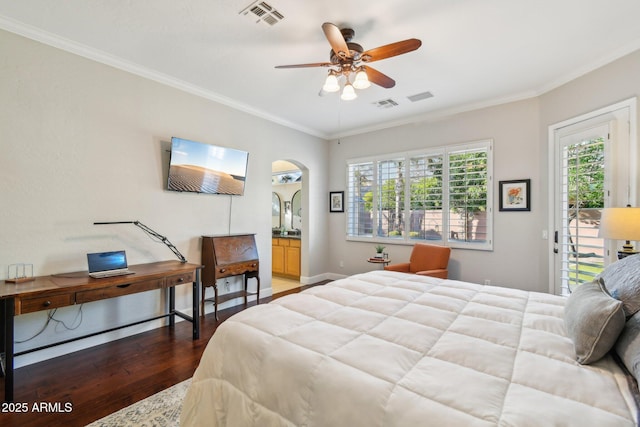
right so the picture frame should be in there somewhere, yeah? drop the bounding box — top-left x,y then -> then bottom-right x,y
499,179 -> 530,211
329,191 -> 344,213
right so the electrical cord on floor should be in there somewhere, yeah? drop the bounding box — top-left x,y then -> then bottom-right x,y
14,305 -> 84,343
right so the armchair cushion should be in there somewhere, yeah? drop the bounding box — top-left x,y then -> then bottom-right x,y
416,269 -> 448,279
384,262 -> 411,273
385,243 -> 451,279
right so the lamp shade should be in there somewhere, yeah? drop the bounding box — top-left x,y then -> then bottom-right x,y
598,207 -> 640,240
353,69 -> 371,89
340,83 -> 357,101
322,74 -> 340,92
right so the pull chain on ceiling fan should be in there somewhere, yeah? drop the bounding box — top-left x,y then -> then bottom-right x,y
275,22 -> 422,100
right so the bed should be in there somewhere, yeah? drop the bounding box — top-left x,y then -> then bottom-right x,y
181,259 -> 640,426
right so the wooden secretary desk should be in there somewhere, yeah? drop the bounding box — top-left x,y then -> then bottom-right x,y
201,234 -> 260,320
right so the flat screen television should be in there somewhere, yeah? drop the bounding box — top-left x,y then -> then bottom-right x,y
167,137 -> 249,195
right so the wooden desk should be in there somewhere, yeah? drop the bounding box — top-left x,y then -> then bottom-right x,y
0,260 -> 201,402
201,234 -> 260,320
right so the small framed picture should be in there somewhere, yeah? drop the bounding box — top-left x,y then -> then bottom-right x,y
499,179 -> 530,211
329,191 -> 344,213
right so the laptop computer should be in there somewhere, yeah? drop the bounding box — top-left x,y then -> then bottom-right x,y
87,250 -> 135,279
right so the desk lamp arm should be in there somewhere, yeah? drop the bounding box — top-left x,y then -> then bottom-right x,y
93,221 -> 187,263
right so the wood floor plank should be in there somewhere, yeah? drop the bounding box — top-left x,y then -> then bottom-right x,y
0,283 -> 324,426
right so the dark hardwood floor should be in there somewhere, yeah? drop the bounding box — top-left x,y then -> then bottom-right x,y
0,283 -> 325,427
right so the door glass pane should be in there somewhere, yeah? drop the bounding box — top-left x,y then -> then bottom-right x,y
560,134 -> 606,294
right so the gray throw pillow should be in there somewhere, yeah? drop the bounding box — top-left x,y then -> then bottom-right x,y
597,254 -> 640,317
564,278 -> 626,364
615,311 -> 640,381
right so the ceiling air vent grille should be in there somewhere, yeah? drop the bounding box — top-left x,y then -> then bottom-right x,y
240,1 -> 284,26
373,99 -> 399,109
407,91 -> 434,102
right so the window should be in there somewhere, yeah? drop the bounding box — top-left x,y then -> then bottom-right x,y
346,140 -> 492,250
376,158 -> 405,239
447,145 -> 490,247
408,153 -> 444,241
347,161 -> 374,237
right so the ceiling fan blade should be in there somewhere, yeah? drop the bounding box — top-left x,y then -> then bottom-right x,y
364,66 -> 395,88
361,39 -> 422,62
322,22 -> 351,59
275,62 -> 333,69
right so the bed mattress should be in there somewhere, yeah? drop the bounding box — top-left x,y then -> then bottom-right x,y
181,270 -> 638,426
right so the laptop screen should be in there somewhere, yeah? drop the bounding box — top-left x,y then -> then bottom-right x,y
87,250 -> 128,273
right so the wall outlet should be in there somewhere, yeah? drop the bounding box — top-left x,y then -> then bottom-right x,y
339,260 -> 344,268
484,279 -> 491,285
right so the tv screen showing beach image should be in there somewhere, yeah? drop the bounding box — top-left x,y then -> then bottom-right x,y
168,137 -> 248,195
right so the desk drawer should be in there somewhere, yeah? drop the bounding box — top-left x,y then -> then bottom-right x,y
20,294 -> 74,314
76,278 -> 164,304
166,271 -> 194,287
216,261 -> 259,278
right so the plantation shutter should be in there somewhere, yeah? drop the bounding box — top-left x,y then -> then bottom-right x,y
559,129 -> 607,294
447,145 -> 490,247
347,161 -> 374,237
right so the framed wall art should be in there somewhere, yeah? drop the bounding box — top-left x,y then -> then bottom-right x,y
329,191 -> 344,213
499,179 -> 530,212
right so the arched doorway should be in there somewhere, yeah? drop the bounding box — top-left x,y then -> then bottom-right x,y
271,160 -> 305,294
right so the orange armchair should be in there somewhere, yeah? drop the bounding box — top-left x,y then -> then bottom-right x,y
384,243 -> 451,279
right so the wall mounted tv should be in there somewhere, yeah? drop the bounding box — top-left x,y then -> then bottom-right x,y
167,137 -> 249,195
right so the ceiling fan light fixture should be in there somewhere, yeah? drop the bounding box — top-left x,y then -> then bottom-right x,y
353,69 -> 370,90
275,22 -> 421,99
322,73 -> 340,92
341,82 -> 357,101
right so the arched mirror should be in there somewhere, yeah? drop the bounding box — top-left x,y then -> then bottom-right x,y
272,192 -> 281,229
291,189 -> 302,230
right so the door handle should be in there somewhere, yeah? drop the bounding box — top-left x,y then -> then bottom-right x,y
553,230 -> 559,253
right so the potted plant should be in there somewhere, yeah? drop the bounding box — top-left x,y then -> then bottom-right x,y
375,244 -> 385,258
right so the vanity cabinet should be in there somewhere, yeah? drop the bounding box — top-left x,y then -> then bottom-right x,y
272,237 -> 300,279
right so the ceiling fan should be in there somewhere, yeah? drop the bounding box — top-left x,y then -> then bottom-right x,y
275,22 -> 422,100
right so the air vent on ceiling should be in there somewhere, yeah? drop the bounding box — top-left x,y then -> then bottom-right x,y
240,1 -> 284,26
407,91 -> 434,102
373,99 -> 399,109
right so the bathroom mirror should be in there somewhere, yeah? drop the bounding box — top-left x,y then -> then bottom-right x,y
291,190 -> 302,230
272,192 -> 281,229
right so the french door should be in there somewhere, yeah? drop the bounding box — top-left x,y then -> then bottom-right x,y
550,99 -> 635,295
556,124 -> 609,295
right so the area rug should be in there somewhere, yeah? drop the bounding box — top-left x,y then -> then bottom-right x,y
86,378 -> 191,427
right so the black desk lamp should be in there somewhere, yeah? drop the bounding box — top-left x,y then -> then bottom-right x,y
94,221 -> 187,263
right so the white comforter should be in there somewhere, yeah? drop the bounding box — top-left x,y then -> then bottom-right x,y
181,271 -> 638,426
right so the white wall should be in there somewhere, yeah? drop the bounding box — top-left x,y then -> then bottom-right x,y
0,30 -> 329,366
327,99 -> 543,290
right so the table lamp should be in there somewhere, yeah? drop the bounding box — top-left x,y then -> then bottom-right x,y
598,206 -> 640,258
